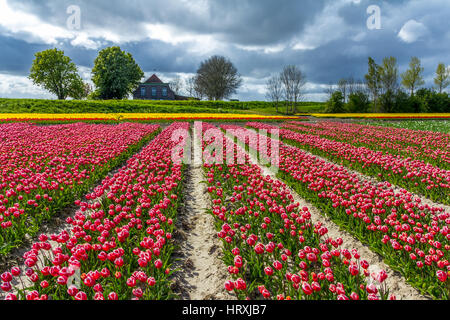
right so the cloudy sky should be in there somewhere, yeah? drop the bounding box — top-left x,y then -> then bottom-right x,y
0,0 -> 449,101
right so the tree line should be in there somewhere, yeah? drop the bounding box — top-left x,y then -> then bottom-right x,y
29,47 -> 242,101
325,56 -> 450,113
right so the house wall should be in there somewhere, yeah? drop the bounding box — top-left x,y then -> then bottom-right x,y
133,85 -> 176,100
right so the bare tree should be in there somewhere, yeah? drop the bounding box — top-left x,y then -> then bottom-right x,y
265,74 -> 283,113
195,55 -> 242,101
280,65 -> 307,114
337,78 -> 349,103
185,76 -> 204,100
347,76 -> 356,97
324,82 -> 336,100
169,75 -> 183,95
185,76 -> 196,98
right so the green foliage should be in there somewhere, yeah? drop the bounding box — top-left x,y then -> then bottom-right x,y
415,88 -> 450,113
376,88 -> 450,113
365,57 -> 382,111
325,91 -> 345,113
379,56 -> 399,93
92,46 -> 144,100
401,57 -> 425,96
434,63 -> 450,93
379,90 -> 396,113
67,77 -> 89,100
28,48 -> 84,100
360,120 -> 450,134
346,91 -> 370,113
0,98 -> 326,114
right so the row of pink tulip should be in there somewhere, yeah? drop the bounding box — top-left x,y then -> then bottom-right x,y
199,122 -> 393,300
0,123 -> 161,255
226,123 -> 449,299
246,122 -> 450,205
283,121 -> 450,168
0,123 -> 189,300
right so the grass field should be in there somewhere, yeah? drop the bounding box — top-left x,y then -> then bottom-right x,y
358,119 -> 450,133
0,98 -> 326,116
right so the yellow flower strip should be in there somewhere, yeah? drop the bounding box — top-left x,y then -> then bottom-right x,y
0,113 -> 299,121
310,113 -> 450,119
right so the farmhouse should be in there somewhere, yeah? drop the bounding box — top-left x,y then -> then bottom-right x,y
133,74 -> 189,100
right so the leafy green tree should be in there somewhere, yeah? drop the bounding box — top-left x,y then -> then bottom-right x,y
379,56 -> 399,94
401,57 -> 425,96
92,46 -> 144,100
434,63 -> 450,93
29,48 -> 83,100
365,57 -> 381,112
68,78 -> 91,100
325,91 -> 345,113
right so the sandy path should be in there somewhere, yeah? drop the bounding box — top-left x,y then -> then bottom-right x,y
170,126 -> 234,300
229,129 -> 429,300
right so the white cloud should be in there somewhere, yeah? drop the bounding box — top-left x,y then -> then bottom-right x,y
0,0 -> 148,49
291,1 -> 351,51
0,73 -> 53,99
398,19 -> 428,43
70,34 -> 102,50
235,43 -> 286,54
0,0 -> 72,44
144,23 -> 222,53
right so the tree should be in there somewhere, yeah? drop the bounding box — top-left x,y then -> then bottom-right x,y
337,78 -> 349,103
365,57 -> 382,112
195,55 -> 242,101
265,74 -> 283,113
379,56 -> 399,94
324,82 -> 335,101
185,77 -> 195,98
280,65 -> 307,114
401,56 -> 425,96
434,63 -> 450,93
169,76 -> 183,95
68,78 -> 91,100
347,91 -> 370,113
325,91 -> 345,113
91,46 -> 144,100
379,90 -> 396,113
185,76 -> 204,100
29,48 -> 84,100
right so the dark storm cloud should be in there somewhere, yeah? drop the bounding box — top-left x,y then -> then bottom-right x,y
0,34 -> 48,75
7,0 -> 327,46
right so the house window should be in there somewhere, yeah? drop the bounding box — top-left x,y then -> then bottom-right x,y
162,87 -> 168,97
140,87 -> 146,97
152,87 -> 157,97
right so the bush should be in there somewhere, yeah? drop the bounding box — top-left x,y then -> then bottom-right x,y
416,88 -> 450,113
325,91 -> 345,113
346,92 -> 370,113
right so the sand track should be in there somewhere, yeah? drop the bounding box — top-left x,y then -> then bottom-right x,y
170,126 -> 234,300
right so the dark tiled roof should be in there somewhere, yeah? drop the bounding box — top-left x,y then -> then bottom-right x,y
144,74 -> 163,84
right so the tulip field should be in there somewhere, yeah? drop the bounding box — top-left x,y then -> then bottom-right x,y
0,119 -> 448,301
